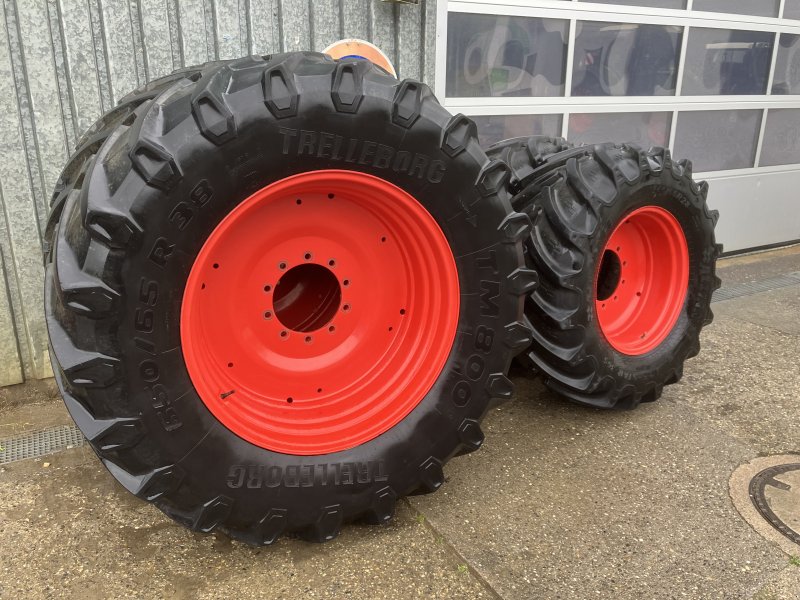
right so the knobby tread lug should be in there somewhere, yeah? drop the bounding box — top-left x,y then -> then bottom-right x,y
417,457 -> 445,494
307,505 -> 344,543
331,60 -> 369,114
263,59 -> 300,119
254,508 -> 289,545
497,211 -> 532,243
485,372 -> 514,400
191,66 -> 237,145
457,418 -> 485,452
507,268 -> 539,295
194,495 -> 235,533
129,137 -> 182,191
441,113 -> 478,158
391,80 -> 429,129
503,321 -> 534,352
364,487 -> 397,524
476,159 -> 511,198
46,313 -> 119,389
54,232 -> 119,317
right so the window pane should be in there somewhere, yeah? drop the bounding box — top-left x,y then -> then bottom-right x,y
681,28 -> 774,95
579,0 -> 685,8
673,110 -> 761,172
572,22 -> 682,96
786,0 -> 800,19
446,13 -> 569,97
760,110 -> 800,167
568,112 -> 671,148
473,114 -> 563,147
772,34 -> 800,94
694,0 -> 780,18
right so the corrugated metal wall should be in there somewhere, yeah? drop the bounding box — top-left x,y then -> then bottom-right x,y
0,0 -> 437,387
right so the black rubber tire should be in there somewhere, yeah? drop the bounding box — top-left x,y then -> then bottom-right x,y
44,53 -> 535,544
485,135 -> 574,195
496,141 -> 722,409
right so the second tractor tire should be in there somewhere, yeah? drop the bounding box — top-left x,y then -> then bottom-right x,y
489,140 -> 722,409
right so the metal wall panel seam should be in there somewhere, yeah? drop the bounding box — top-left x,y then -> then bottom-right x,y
17,0 -> 70,214
0,240 -> 24,386
341,0 -> 369,41
167,0 -> 183,68
58,0 -> 103,134
0,8 -> 48,380
178,0 -> 208,66
6,0 -> 51,238
140,0 -> 178,80
46,0 -> 77,149
88,0 -> 113,112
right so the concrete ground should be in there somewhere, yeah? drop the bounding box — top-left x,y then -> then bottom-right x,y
1,246 -> 799,599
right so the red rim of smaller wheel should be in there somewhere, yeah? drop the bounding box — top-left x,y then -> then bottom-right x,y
180,170 -> 460,455
595,206 -> 689,356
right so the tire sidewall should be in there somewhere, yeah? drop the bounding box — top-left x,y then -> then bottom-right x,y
111,61 -> 521,532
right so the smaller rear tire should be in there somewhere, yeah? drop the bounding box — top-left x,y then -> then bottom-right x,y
500,142 -> 722,409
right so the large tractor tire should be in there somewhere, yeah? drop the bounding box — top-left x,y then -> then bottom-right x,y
488,140 -> 721,409
44,53 -> 535,544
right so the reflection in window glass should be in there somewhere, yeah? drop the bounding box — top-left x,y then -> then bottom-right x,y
568,112 -> 671,149
572,22 -> 682,96
446,13 -> 569,97
772,34 -> 800,94
760,110 -> 800,167
786,0 -> 800,19
681,28 -> 774,95
694,0 -> 780,17
473,114 -> 563,148
674,111 -> 761,172
580,0 -> 685,8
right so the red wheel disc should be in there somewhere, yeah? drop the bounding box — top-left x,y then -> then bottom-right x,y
180,170 -> 460,455
595,206 -> 689,356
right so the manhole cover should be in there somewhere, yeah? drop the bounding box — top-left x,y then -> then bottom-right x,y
750,463 -> 800,546
730,455 -> 800,554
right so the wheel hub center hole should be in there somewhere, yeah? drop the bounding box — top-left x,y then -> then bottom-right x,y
597,249 -> 622,301
273,264 -> 341,332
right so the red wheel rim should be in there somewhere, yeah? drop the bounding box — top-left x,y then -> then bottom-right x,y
180,170 -> 459,455
595,206 -> 689,356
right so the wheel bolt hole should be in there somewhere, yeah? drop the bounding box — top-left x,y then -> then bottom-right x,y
400,308 -> 406,315
317,387 -> 323,393
328,193 -> 335,199
304,252 -> 312,260
287,397 -> 293,403
388,326 -> 393,331
296,198 -> 302,205
380,236 -> 387,243
213,263 -> 219,269
343,304 -> 351,312
227,362 -> 233,368
201,283 -> 206,290
264,284 -> 271,292
636,291 -> 642,297
279,262 -> 287,270
328,259 -> 336,267
264,311 -> 273,319
279,330 -> 287,338
328,325 -> 335,332
304,335 -> 312,343
343,279 -> 350,286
